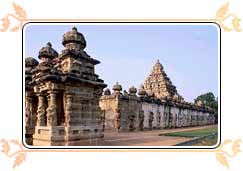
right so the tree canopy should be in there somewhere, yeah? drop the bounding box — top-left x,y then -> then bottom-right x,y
194,92 -> 218,123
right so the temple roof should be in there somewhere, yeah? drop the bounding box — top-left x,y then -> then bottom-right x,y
144,59 -> 182,100
38,42 -> 58,60
25,57 -> 39,67
138,84 -> 146,96
113,82 -> 122,92
62,27 -> 86,50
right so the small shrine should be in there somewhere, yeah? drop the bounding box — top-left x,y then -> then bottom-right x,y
25,27 -> 107,146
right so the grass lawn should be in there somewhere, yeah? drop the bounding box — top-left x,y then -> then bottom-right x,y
192,136 -> 218,146
159,127 -> 218,138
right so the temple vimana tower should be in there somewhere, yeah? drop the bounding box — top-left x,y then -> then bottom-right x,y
25,27 -> 107,145
25,27 -> 215,146
144,60 -> 184,101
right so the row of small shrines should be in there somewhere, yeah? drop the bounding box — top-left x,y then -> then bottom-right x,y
103,82 -> 213,112
25,82 -> 215,130
99,83 -> 215,132
106,110 -> 215,132
103,104 -> 215,131
25,91 -> 215,138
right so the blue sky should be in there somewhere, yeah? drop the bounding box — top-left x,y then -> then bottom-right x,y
24,24 -> 219,102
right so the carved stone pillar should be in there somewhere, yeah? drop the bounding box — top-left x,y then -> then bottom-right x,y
46,90 -> 58,126
148,112 -> 154,129
25,94 -> 32,126
114,108 -> 120,130
156,112 -> 161,128
36,93 -> 46,126
65,94 -> 72,126
128,115 -> 135,131
89,101 -> 93,120
138,110 -> 144,131
101,110 -> 106,131
168,112 -> 173,128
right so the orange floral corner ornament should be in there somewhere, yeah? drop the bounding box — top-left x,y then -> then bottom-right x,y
215,139 -> 242,170
215,2 -> 242,32
0,139 -> 27,169
0,2 -> 27,32
0,2 -> 242,32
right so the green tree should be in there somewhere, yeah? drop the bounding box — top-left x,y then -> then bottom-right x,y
194,92 -> 218,123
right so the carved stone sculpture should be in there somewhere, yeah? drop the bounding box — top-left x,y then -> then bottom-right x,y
128,114 -> 135,131
36,93 -> 46,126
156,112 -> 161,128
148,112 -> 154,129
138,110 -> 144,130
114,111 -> 121,130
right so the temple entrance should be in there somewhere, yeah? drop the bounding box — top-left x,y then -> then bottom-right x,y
56,92 -> 65,126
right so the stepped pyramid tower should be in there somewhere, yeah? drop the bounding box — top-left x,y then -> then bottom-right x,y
144,59 -> 183,100
28,27 -> 107,146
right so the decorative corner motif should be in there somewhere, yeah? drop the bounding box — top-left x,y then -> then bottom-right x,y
215,139 -> 242,169
0,2 -> 27,32
0,139 -> 27,169
216,2 -> 242,32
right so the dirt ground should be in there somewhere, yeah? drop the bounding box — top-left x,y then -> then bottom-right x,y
77,125 -> 217,146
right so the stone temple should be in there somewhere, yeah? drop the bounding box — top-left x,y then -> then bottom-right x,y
25,27 -> 215,146
100,61 -> 215,132
25,27 -> 106,146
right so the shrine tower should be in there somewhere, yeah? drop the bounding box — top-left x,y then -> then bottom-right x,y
30,27 -> 107,146
144,59 -> 183,101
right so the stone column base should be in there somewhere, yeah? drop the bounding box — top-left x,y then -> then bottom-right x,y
25,126 -> 35,145
33,126 -> 104,146
33,126 -> 65,146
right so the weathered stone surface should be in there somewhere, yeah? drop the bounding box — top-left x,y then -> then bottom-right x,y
144,59 -> 183,100
99,60 -> 215,132
38,42 -> 58,60
25,27 -> 107,146
62,27 -> 86,50
138,84 -> 146,97
103,88 -> 111,95
25,57 -> 39,68
129,86 -> 137,96
25,28 -> 216,146
112,82 -> 122,94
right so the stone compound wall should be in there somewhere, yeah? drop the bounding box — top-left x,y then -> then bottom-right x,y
100,93 -> 215,132
99,95 -> 118,130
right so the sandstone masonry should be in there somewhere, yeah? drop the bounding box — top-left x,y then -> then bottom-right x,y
25,27 -> 216,146
100,60 -> 215,132
25,27 -> 106,146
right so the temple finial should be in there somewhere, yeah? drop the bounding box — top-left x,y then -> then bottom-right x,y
72,26 -> 77,32
47,42 -> 52,47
